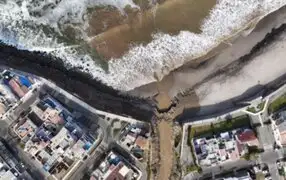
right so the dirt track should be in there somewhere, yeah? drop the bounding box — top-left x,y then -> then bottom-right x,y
158,121 -> 173,180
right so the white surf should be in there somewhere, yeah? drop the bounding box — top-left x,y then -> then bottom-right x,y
0,0 -> 285,91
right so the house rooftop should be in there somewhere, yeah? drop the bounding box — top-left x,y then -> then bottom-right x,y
278,121 -> 286,134
15,119 -> 37,139
91,151 -> 139,180
237,129 -> 257,143
135,136 -> 148,150
280,131 -> 286,146
0,169 -> 17,180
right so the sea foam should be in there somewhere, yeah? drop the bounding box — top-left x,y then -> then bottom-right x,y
0,0 -> 285,91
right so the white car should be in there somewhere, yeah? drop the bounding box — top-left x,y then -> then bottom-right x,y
253,166 -> 259,173
262,170 -> 269,175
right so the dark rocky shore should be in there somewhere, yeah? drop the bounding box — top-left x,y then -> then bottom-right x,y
0,43 -> 155,121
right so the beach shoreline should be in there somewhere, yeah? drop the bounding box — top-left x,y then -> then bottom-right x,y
0,42 -> 155,121
129,5 -> 286,110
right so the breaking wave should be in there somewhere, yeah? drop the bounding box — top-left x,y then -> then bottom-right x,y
0,0 -> 285,91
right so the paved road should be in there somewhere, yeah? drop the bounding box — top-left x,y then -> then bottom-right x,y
204,159 -> 255,179
257,125 -> 275,150
42,79 -> 141,124
259,150 -> 283,180
11,138 -> 50,179
68,143 -> 108,180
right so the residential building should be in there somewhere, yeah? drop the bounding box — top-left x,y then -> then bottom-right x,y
2,70 -> 34,99
193,128 -> 258,167
216,170 -> 252,180
0,140 -> 31,179
236,129 -> 260,147
278,121 -> 286,146
119,123 -> 150,160
90,151 -> 140,180
13,94 -> 99,179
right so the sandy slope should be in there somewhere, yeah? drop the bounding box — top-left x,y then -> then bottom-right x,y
130,5 -> 286,102
170,5 -> 286,98
196,30 -> 286,106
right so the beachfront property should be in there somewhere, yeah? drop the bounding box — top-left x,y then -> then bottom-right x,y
119,123 -> 150,160
193,128 -> 259,167
89,151 -> 140,180
2,70 -> 35,99
13,94 -> 100,179
0,70 -> 36,117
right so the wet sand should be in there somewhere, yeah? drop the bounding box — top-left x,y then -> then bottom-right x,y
88,0 -> 216,59
87,6 -> 127,36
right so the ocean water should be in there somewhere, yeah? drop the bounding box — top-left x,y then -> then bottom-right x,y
0,0 -> 285,91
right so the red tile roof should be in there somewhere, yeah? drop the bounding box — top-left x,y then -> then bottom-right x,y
106,162 -> 125,180
135,136 -> 148,149
90,176 -> 96,180
237,129 -> 257,143
9,79 -> 25,98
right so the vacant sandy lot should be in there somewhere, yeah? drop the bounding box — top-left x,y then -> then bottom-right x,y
158,120 -> 173,180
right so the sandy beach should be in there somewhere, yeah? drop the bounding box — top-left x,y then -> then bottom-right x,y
129,5 -> 286,108
196,29 -> 286,106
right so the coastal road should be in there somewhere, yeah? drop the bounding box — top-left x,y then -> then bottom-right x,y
42,78 -> 142,124
183,159 -> 255,180
257,125 -> 275,150
259,150 -> 284,180
203,159 -> 255,179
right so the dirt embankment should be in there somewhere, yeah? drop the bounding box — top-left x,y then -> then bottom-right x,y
157,120 -> 173,180
87,0 -> 216,59
152,90 -> 199,180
